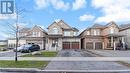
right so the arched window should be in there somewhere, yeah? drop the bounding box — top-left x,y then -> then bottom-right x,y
52,28 -> 58,34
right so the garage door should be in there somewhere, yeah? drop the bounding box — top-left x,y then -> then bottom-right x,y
63,42 -> 70,49
63,42 -> 80,49
72,42 -> 79,49
95,42 -> 102,49
86,42 -> 93,49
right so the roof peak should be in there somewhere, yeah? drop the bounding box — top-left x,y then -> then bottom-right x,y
55,19 -> 62,23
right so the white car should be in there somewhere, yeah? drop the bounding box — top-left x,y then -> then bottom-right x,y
13,45 -> 25,52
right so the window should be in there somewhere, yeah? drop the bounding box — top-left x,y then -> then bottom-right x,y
52,39 -> 58,47
24,33 -> 27,36
86,31 -> 90,35
32,32 -> 35,37
64,31 -> 71,36
93,29 -> 100,35
94,30 -> 97,35
110,27 -> 114,34
74,32 -> 78,36
32,32 -> 41,37
38,32 -> 40,37
52,28 -> 58,34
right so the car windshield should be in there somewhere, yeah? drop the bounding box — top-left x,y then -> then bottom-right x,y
24,45 -> 32,48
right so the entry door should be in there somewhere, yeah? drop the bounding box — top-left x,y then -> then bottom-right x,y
52,39 -> 58,47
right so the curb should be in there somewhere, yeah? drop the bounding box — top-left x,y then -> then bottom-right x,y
0,68 -> 41,72
1,68 -> 130,72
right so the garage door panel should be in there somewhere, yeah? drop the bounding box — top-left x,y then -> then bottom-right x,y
72,42 -> 79,49
63,42 -> 70,49
86,42 -> 93,49
95,42 -> 102,49
63,42 -> 80,49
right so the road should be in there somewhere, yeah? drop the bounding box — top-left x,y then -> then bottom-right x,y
0,50 -> 27,57
45,49 -> 130,73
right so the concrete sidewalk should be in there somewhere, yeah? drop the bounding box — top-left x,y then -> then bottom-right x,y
0,50 -> 13,54
1,57 -> 130,61
88,50 -> 130,57
88,50 -> 130,65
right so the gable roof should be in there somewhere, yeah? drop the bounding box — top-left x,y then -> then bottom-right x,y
91,24 -> 105,29
19,28 -> 31,33
57,20 -> 72,29
119,23 -> 130,31
31,25 -> 47,34
105,21 -> 119,28
79,21 -> 119,36
47,19 -> 78,31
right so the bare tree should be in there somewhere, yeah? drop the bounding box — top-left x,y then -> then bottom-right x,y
5,6 -> 27,62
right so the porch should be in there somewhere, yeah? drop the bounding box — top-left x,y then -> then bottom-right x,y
105,34 -> 126,50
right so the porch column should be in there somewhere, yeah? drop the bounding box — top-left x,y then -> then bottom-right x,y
111,36 -> 114,47
114,42 -> 116,50
47,38 -> 49,51
102,42 -> 105,50
42,38 -> 44,50
79,38 -> 81,49
122,37 -> 125,49
93,42 -> 95,50
70,42 -> 72,49
85,38 -> 86,49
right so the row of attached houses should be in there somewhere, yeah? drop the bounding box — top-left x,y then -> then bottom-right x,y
7,20 -> 130,51
8,20 -> 80,51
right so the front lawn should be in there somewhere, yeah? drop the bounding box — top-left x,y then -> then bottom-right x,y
0,61 -> 48,69
21,51 -> 57,57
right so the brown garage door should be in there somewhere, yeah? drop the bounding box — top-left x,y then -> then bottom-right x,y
86,42 -> 93,49
72,42 -> 79,49
63,42 -> 70,49
95,42 -> 102,49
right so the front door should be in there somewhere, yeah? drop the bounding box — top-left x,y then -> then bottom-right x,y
52,39 -> 58,48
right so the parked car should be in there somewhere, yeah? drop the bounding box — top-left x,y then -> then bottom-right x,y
7,48 -> 14,50
21,44 -> 40,53
13,45 -> 25,52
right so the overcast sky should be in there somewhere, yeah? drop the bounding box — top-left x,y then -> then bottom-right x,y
0,0 -> 130,40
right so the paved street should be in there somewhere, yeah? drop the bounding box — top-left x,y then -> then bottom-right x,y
45,50 -> 130,72
0,50 -> 28,57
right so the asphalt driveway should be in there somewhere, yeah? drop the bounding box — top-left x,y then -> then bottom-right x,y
45,50 -> 130,72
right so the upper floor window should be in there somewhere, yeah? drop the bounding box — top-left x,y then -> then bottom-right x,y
32,32 -> 41,37
94,30 -> 97,35
93,29 -> 100,35
64,31 -> 71,36
86,31 -> 90,35
32,32 -> 36,37
110,27 -> 114,34
74,32 -> 78,36
52,28 -> 58,34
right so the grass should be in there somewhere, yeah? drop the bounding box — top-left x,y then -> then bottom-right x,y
0,61 -> 49,69
21,51 -> 58,57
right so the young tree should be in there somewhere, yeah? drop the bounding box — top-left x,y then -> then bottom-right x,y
5,5 -> 27,62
